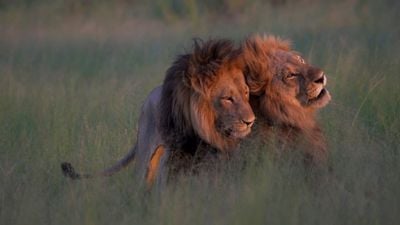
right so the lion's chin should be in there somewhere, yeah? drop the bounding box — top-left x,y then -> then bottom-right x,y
225,127 -> 252,139
308,88 -> 331,108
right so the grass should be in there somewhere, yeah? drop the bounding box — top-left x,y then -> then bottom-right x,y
0,0 -> 399,224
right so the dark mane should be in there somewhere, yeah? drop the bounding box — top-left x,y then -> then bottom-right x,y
159,39 -> 237,153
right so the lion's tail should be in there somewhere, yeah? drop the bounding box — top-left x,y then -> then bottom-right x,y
61,145 -> 137,179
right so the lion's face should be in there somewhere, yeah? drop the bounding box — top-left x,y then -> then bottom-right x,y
255,50 -> 331,128
241,35 -> 330,164
269,51 -> 331,110
242,35 -> 331,128
190,65 -> 255,150
212,67 -> 255,139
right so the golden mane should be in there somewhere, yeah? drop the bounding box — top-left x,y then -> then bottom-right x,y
159,39 -> 244,152
242,35 -> 292,95
242,34 -> 331,165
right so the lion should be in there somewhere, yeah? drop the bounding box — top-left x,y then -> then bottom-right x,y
241,35 -> 331,166
61,39 -> 255,187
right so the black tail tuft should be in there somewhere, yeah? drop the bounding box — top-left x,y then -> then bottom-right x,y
61,162 -> 81,179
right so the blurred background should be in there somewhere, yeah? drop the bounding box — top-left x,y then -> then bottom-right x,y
1,1 -> 399,225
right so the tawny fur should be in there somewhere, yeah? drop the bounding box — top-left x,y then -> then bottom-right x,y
61,39 -> 255,187
242,34 -> 331,166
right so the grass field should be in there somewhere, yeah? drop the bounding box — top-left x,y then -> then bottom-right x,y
1,1 -> 399,224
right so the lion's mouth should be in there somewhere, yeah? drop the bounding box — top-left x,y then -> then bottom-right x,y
224,125 -> 252,139
308,88 -> 331,107
311,88 -> 326,100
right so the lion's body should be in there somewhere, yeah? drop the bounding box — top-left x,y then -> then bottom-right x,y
61,39 -> 255,187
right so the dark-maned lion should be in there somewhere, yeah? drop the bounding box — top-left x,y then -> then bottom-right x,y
241,35 -> 331,166
61,39 -> 255,187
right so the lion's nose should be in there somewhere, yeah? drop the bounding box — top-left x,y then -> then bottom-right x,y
242,116 -> 255,127
314,72 -> 327,86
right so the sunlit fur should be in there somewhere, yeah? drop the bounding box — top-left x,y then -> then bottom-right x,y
242,34 -> 331,166
61,39 -> 255,186
160,38 -> 255,153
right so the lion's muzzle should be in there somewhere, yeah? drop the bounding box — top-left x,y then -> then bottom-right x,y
307,72 -> 328,99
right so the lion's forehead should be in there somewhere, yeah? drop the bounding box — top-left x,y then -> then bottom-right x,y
281,53 -> 323,75
216,77 -> 247,93
211,75 -> 247,99
286,53 -> 305,64
217,67 -> 245,83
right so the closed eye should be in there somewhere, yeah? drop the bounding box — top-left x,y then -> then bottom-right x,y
287,73 -> 300,79
221,96 -> 234,103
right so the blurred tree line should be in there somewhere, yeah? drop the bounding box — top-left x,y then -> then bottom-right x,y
0,0 -> 289,21
1,0 -> 397,23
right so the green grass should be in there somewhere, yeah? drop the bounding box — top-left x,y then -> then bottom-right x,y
1,1 -> 399,224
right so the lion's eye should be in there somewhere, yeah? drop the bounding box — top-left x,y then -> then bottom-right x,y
287,73 -> 299,79
221,96 -> 234,103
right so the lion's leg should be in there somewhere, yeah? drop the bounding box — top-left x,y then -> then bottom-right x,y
145,145 -> 166,188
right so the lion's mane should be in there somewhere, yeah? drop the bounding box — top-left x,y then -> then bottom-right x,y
242,35 -> 329,165
159,39 -> 241,154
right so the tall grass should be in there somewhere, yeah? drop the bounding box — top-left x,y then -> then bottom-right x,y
0,1 -> 399,224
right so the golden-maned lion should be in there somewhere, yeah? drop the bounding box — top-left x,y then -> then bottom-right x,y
61,39 -> 255,187
241,35 -> 331,166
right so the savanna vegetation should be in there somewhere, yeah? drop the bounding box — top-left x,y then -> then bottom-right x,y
1,0 -> 399,224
